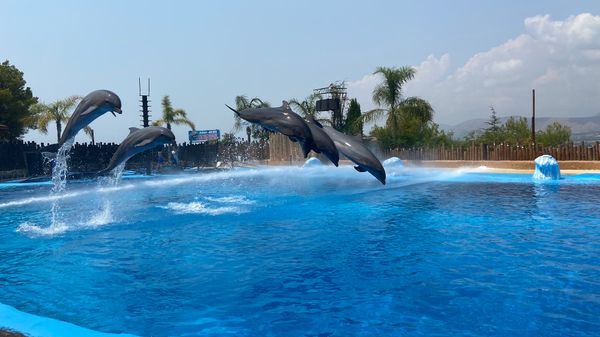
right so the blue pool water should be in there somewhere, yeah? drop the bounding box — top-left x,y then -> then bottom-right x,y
0,166 -> 599,336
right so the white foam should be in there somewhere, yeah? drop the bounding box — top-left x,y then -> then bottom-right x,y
160,201 -> 244,215
0,191 -> 84,209
88,200 -> 114,226
205,195 -> 256,205
16,222 -> 69,236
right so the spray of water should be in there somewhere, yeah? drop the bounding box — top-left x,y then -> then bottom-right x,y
91,163 -> 127,226
49,139 -> 74,229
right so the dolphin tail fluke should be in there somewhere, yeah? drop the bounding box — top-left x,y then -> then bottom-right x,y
225,104 -> 240,116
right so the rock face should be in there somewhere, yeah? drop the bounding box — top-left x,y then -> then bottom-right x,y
533,155 -> 561,180
383,157 -> 403,168
303,157 -> 322,167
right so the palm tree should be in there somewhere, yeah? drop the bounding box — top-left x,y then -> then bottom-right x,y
289,93 -> 331,125
361,66 -> 433,132
153,95 -> 195,130
30,95 -> 94,142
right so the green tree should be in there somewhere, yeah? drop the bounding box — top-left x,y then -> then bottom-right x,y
289,93 -> 330,125
153,95 -> 195,131
29,95 -> 91,142
362,66 -> 433,131
486,106 -> 501,132
503,116 -> 531,145
344,98 -> 363,136
478,106 -> 504,144
537,122 -> 571,146
0,60 -> 38,139
231,95 -> 271,140
363,66 -> 434,148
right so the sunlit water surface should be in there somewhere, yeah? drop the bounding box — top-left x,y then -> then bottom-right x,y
0,166 -> 599,336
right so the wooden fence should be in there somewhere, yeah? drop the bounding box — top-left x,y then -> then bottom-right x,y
384,143 -> 600,161
269,133 -> 305,163
268,133 -> 600,162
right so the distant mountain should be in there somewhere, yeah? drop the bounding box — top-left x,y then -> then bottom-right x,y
440,115 -> 600,143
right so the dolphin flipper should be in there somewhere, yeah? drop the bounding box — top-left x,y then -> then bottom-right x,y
78,104 -> 99,116
300,141 -> 312,158
135,138 -> 154,147
354,166 -> 367,172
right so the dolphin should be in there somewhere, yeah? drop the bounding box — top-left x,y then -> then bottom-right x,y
43,90 -> 122,152
322,126 -> 386,184
225,101 -> 316,158
97,126 -> 175,175
303,116 -> 339,166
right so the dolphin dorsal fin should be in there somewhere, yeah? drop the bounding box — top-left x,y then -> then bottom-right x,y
310,116 -> 324,128
128,127 -> 140,134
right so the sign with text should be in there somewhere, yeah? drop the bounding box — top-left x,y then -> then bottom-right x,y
189,129 -> 220,143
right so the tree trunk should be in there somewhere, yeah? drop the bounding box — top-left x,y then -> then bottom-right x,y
56,120 -> 62,143
167,122 -> 171,130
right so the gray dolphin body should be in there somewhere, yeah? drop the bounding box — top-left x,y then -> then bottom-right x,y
304,116 -> 339,166
322,126 -> 386,184
59,90 -> 122,145
98,126 -> 175,175
226,102 -> 316,158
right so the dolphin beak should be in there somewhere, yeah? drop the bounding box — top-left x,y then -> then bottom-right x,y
113,107 -> 122,114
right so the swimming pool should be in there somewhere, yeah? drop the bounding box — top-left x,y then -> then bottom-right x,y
1,166 -> 599,336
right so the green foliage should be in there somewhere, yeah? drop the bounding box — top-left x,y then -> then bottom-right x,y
0,60 -> 38,139
372,117 -> 455,149
153,95 -> 195,131
537,122 -> 571,146
344,98 -> 362,136
465,114 -> 532,146
221,132 -> 236,145
365,65 -> 438,148
486,106 -> 501,132
503,116 -> 531,145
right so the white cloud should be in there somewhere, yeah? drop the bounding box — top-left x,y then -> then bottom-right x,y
347,13 -> 600,127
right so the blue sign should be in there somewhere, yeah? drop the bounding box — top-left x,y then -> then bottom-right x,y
189,129 -> 220,143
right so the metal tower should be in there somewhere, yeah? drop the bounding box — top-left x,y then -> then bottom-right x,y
139,78 -> 151,127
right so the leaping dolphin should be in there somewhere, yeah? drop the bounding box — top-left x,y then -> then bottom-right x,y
43,90 -> 122,152
97,126 -> 175,175
322,126 -> 386,185
304,116 -> 339,166
225,101 -> 316,158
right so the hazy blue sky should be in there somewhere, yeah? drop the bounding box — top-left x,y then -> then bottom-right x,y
3,0 -> 600,143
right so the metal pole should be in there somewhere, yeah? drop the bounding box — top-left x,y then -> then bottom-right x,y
532,89 -> 536,145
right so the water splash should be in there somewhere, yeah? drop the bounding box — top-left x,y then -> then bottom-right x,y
160,201 -> 245,215
48,139 -> 74,231
91,163 -> 127,226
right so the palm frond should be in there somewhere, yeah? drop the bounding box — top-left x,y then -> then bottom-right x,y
152,119 -> 165,127
83,126 -> 94,138
359,108 -> 386,124
173,117 -> 195,130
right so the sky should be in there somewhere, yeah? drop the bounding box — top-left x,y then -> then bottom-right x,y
2,0 -> 600,144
